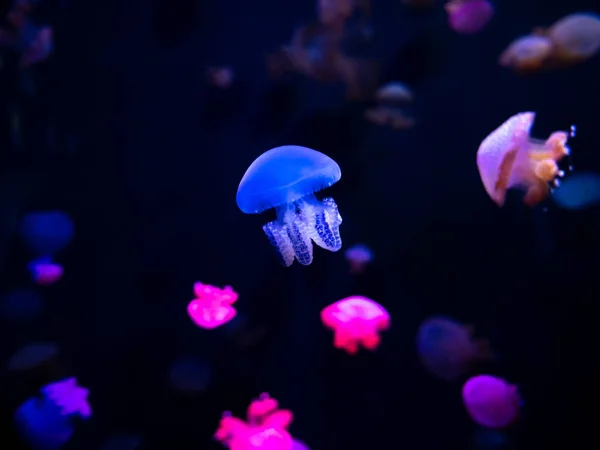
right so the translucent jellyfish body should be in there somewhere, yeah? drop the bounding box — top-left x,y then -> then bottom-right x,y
321,296 -> 390,354
462,375 -> 521,429
499,35 -> 553,72
547,13 -> 600,63
477,112 -> 570,207
416,316 -> 493,381
445,0 -> 494,34
236,145 -> 343,267
14,378 -> 91,450
365,82 -> 415,129
344,244 -> 373,274
215,393 -> 294,450
187,282 -> 238,329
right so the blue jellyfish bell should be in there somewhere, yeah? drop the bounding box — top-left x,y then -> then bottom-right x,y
0,287 -> 44,321
236,145 -> 343,266
14,396 -> 75,450
19,210 -> 74,257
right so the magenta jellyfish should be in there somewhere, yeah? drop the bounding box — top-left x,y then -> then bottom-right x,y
28,257 -> 64,286
187,282 -> 238,329
236,145 -> 343,266
344,243 -> 373,274
416,316 -> 494,381
321,296 -> 390,354
215,393 -> 294,450
462,375 -> 521,429
445,0 -> 494,34
14,377 -> 91,450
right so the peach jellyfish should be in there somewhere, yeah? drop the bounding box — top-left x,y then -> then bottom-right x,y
547,13 -> 600,64
498,35 -> 553,72
462,375 -> 522,429
321,296 -> 390,354
476,112 -> 570,207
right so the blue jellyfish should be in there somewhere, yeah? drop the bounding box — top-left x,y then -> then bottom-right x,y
19,210 -> 74,257
1,288 -> 44,321
236,145 -> 343,266
552,172 -> 600,210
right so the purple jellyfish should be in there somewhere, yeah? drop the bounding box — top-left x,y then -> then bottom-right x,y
236,145 -> 343,266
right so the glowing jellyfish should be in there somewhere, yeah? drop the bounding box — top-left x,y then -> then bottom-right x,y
291,440 -> 310,450
344,244 -> 373,274
1,287 -> 44,321
236,145 -> 343,267
445,0 -> 494,34
27,257 -> 64,286
476,112 -> 570,207
499,34 -> 553,72
215,393 -> 294,450
552,172 -> 600,210
321,296 -> 390,354
14,377 -> 91,450
168,356 -> 212,394
547,13 -> 600,63
7,342 -> 59,371
416,316 -> 493,381
187,282 -> 238,329
462,375 -> 521,429
19,210 -> 74,256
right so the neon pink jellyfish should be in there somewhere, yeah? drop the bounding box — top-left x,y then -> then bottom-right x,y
236,145 -> 342,267
344,244 -> 373,274
477,112 -> 571,207
321,296 -> 390,354
462,375 -> 521,429
28,258 -> 64,286
168,356 -> 212,394
187,282 -> 238,329
445,0 -> 494,34
14,377 -> 91,450
416,316 -> 493,381
215,393 -> 294,450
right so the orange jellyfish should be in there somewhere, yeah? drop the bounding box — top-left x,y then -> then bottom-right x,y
546,13 -> 600,64
499,34 -> 554,73
321,296 -> 390,354
416,316 -> 493,381
187,282 -> 238,329
476,111 -> 570,207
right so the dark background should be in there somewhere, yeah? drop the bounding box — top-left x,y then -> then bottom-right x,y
0,0 -> 599,448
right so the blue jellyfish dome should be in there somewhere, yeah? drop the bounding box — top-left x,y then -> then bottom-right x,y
236,145 -> 341,214
14,397 -> 74,450
1,288 -> 44,321
19,211 -> 74,256
168,356 -> 212,393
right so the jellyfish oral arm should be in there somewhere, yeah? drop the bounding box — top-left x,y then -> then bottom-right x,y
262,193 -> 342,267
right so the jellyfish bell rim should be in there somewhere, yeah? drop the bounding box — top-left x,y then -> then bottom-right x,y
236,145 -> 342,214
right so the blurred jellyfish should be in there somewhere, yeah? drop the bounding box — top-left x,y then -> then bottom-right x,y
416,316 -> 493,381
7,342 -> 58,371
471,427 -> 509,450
321,296 -> 390,354
236,145 -> 343,267
546,13 -> 600,63
98,433 -> 142,450
344,243 -> 373,274
28,257 -> 64,286
375,82 -> 414,103
14,377 -> 91,450
19,211 -> 74,256
208,66 -> 234,89
499,34 -> 553,72
187,282 -> 238,329
1,287 -> 44,320
215,393 -> 294,450
477,112 -> 570,207
168,356 -> 212,394
292,440 -> 310,450
445,0 -> 493,34
552,172 -> 600,210
462,375 -> 521,429
20,25 -> 52,68
366,82 -> 415,129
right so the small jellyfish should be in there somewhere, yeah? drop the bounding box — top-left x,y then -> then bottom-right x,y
1,287 -> 44,321
366,81 -> 415,129
20,25 -> 52,68
19,210 -> 74,256
208,66 -> 234,89
168,356 -> 212,394
321,296 -> 390,354
28,257 -> 64,286
14,378 -> 91,450
187,282 -> 238,329
445,0 -> 494,34
236,145 -> 343,267
552,172 -> 600,210
462,375 -> 521,429
6,342 -> 58,371
499,34 -> 553,72
416,316 -> 493,381
477,112 -> 570,207
344,243 -> 373,274
375,82 -> 414,103
547,13 -> 600,63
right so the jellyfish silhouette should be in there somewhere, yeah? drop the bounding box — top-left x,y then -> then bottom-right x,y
236,145 -> 343,266
1,287 -> 44,321
7,342 -> 59,371
19,211 -> 74,256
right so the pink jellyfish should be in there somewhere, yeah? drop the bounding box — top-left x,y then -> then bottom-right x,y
344,244 -> 373,274
445,0 -> 494,34
416,316 -> 493,381
42,378 -> 92,418
321,296 -> 390,354
215,393 -> 294,450
187,282 -> 238,329
27,257 -> 63,286
462,375 -> 521,429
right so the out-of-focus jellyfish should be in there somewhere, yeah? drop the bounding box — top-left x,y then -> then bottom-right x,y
375,82 -> 414,103
499,34 -> 553,73
1,287 -> 44,321
98,433 -> 142,450
445,0 -> 494,34
546,13 -> 600,64
20,25 -> 52,68
215,393 -> 294,450
552,172 -> 600,210
476,112 -> 570,207
366,81 -> 415,129
208,66 -> 234,89
416,316 -> 493,381
344,244 -> 373,274
187,282 -> 238,329
317,0 -> 353,29
28,257 -> 64,286
14,377 -> 91,450
7,342 -> 58,371
462,375 -> 521,429
321,296 -> 390,354
236,145 -> 343,267
19,211 -> 74,256
291,440 -> 310,450
168,356 -> 212,394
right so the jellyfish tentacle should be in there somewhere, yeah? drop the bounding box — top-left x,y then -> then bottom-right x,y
263,221 -> 295,267
285,209 -> 314,265
300,194 -> 343,252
